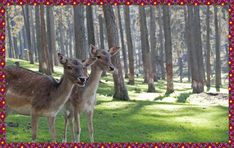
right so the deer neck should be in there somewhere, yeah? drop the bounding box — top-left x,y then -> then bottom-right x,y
85,63 -> 103,94
52,74 -> 74,110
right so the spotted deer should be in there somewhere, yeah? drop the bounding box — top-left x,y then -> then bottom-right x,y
5,53 -> 97,142
63,45 -> 120,142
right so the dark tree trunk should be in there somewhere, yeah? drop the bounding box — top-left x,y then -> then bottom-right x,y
13,36 -> 19,58
74,6 -> 86,60
103,5 -> 129,100
214,6 -> 221,91
158,7 -> 165,80
99,15 -> 105,49
86,6 -> 95,46
139,6 -> 156,92
46,6 -> 54,72
117,6 -> 128,78
194,7 -> 205,84
22,5 -> 34,64
188,6 -> 204,93
162,6 -> 174,94
150,6 -> 157,82
39,5 -> 52,75
183,7 -> 191,82
35,6 -> 42,71
6,12 -> 13,58
124,6 -> 135,85
98,15 -> 107,76
206,6 -> 211,90
18,31 -> 23,59
178,57 -> 183,83
59,21 -> 65,54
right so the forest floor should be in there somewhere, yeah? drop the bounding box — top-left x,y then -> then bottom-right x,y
6,58 -> 228,142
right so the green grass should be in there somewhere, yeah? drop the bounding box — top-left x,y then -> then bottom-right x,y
5,58 -> 229,142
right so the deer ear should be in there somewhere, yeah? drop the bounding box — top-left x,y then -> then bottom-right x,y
58,53 -> 67,65
82,57 -> 97,67
90,44 -> 97,56
108,47 -> 120,56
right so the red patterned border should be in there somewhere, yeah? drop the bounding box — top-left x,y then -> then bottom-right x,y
0,0 -> 233,147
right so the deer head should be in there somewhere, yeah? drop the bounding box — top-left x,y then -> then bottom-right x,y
58,53 -> 97,87
89,45 -> 120,72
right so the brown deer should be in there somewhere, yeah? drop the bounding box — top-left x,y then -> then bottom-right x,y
5,53 -> 97,142
63,45 -> 120,142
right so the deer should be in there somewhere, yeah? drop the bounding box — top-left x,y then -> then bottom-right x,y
63,45 -> 120,142
5,53 -> 97,142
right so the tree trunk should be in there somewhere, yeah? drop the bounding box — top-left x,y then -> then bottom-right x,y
158,7 -> 165,80
35,6 -> 42,70
124,6 -> 135,85
103,5 -> 129,100
99,15 -> 105,49
18,31 -> 23,59
162,6 -> 174,94
6,12 -> 13,58
46,6 -> 54,72
86,6 -> 95,46
139,6 -> 156,92
39,5 -> 52,75
206,6 -> 211,90
214,6 -> 221,91
194,7 -> 206,84
188,6 -> 204,93
22,5 -> 34,64
74,6 -> 86,60
183,7 -> 191,82
178,57 -> 183,83
150,6 -> 157,82
117,6 -> 128,78
12,37 -> 18,58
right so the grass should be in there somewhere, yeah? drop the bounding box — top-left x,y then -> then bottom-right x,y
5,58 -> 229,142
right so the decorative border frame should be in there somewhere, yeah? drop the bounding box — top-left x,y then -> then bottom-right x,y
0,0 -> 232,147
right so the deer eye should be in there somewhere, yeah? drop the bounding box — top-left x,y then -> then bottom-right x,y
67,66 -> 72,70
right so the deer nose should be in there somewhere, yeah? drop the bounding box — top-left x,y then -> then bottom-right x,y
78,77 -> 86,83
109,66 -> 114,71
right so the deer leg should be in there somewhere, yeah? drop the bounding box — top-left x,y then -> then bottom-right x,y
48,116 -> 56,142
74,110 -> 81,142
69,116 -> 75,142
87,110 -> 94,143
31,114 -> 39,142
63,114 -> 68,142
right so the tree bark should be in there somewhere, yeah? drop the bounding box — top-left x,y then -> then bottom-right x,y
103,5 -> 129,100
124,6 -> 135,85
139,6 -> 156,92
6,12 -> 13,58
99,15 -> 105,49
214,6 -> 221,91
188,6 -> 204,93
206,6 -> 211,90
162,6 -> 174,94
194,7 -> 206,84
183,7 -> 191,82
117,6 -> 129,78
74,6 -> 86,60
158,7 -> 165,80
150,6 -> 157,82
46,6 -> 54,72
39,5 -> 52,75
22,5 -> 34,64
86,6 -> 95,46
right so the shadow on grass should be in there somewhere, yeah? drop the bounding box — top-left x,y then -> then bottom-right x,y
154,93 -> 170,101
177,92 -> 192,103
